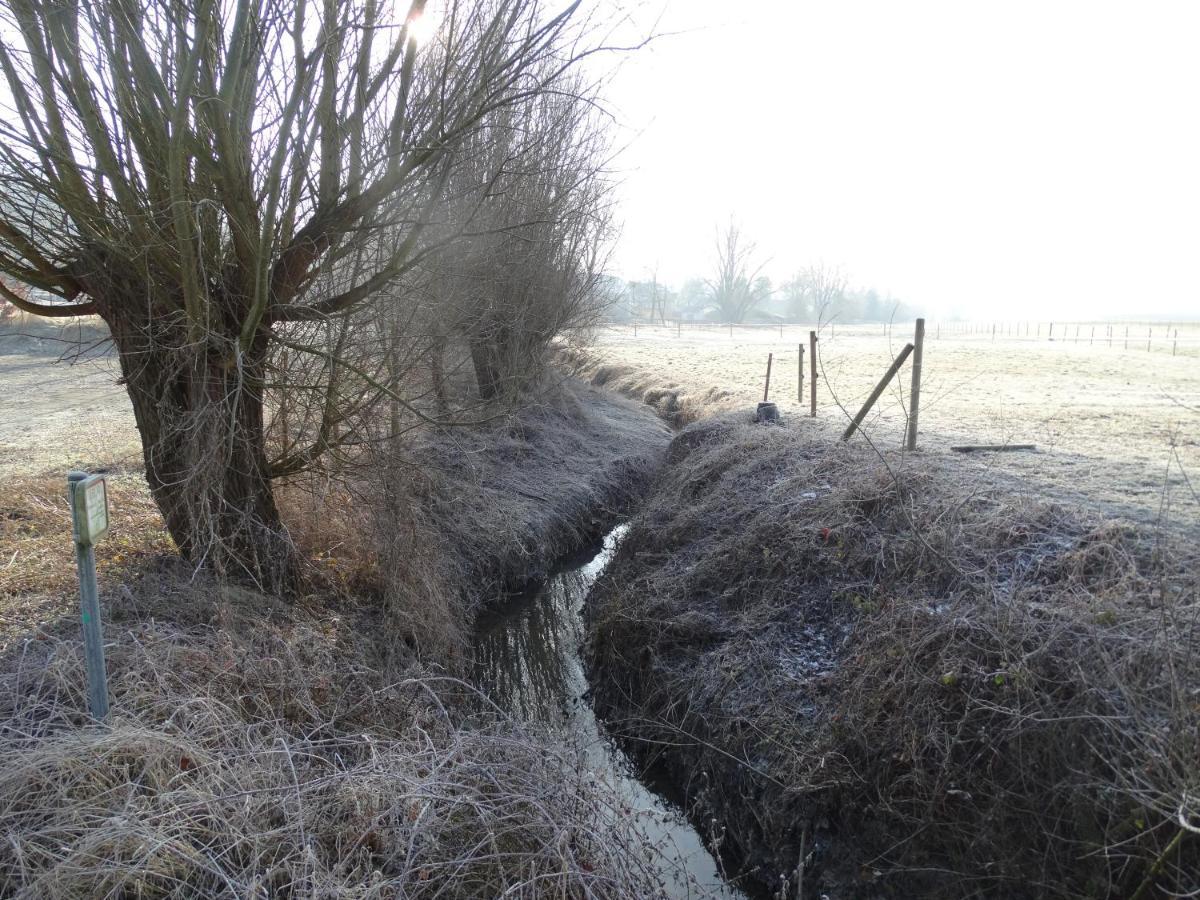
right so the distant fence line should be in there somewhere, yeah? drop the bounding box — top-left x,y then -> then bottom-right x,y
586,318 -> 1200,357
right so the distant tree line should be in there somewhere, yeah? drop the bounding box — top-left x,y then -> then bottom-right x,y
609,221 -> 915,324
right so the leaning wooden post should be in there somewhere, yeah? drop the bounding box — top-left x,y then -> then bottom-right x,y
842,343 -> 915,441
809,330 -> 818,417
905,319 -> 925,451
763,352 -> 773,402
797,343 -> 804,403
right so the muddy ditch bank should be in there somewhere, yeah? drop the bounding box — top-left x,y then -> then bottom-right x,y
584,414 -> 1199,899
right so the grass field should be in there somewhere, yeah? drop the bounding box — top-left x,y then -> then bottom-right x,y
584,321 -> 1200,533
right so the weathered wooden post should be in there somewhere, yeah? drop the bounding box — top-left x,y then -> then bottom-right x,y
797,343 -> 804,404
809,330 -> 818,417
905,319 -> 925,451
842,343 -> 915,441
1147,327 -> 1152,352
763,352 -> 773,402
1173,330 -> 1178,356
68,471 -> 111,722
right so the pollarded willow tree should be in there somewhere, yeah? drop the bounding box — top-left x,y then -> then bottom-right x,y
0,0 -> 610,588
441,76 -> 615,404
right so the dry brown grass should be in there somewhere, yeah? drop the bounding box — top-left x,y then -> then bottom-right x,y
0,368 -> 678,897
0,468 -> 173,646
558,344 -> 738,427
0,608 -> 671,897
312,377 -> 673,662
587,415 -> 1199,898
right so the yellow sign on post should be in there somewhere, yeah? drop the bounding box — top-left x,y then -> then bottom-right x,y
72,473 -> 109,545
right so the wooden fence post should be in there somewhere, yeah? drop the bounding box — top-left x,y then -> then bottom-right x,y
798,343 -> 804,403
906,318 -> 925,451
809,330 -> 818,417
842,343 -> 915,441
763,353 -> 773,402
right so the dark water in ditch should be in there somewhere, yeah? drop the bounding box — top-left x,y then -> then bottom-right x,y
472,526 -> 744,899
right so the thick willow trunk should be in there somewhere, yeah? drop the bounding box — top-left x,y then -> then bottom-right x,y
469,337 -> 500,401
100,302 -> 297,591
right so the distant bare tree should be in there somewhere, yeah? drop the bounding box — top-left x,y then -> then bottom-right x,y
706,220 -> 769,323
0,0 -> 608,588
797,262 -> 849,323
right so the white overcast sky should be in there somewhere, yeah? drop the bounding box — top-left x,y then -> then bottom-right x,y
601,1 -> 1200,319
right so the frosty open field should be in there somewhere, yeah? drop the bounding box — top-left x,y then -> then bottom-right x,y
586,321 -> 1200,532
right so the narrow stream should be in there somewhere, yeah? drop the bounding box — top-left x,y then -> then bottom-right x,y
472,526 -> 744,899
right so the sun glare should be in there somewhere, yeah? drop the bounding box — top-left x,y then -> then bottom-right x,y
406,11 -> 437,47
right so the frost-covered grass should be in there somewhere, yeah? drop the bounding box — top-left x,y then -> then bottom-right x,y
569,322 -> 1200,532
0,373 -> 680,898
587,414 -> 1199,898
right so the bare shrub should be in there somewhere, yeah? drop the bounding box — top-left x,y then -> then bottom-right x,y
587,415 -> 1200,898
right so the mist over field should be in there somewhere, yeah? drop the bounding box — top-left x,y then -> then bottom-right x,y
603,0 -> 1200,322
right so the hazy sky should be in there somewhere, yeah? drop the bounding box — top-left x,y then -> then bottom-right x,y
603,1 -> 1200,319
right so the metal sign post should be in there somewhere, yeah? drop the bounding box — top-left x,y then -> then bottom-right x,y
67,471 -> 110,722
